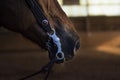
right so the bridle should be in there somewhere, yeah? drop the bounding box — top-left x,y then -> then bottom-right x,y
20,0 -> 65,80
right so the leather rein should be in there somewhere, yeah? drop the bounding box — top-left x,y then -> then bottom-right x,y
20,0 -> 64,80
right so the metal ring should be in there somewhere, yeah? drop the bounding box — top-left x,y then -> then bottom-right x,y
42,19 -> 48,26
56,52 -> 64,61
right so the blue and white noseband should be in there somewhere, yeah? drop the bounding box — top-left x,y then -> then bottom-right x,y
47,29 -> 65,63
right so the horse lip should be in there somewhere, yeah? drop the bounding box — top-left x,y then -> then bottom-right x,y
65,55 -> 73,61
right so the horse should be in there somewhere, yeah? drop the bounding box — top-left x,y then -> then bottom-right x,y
0,0 -> 80,63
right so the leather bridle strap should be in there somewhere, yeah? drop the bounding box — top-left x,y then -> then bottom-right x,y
25,0 -> 65,62
25,0 -> 64,60
25,0 -> 53,34
20,0 -> 65,80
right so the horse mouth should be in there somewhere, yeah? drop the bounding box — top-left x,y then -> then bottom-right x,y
65,55 -> 74,61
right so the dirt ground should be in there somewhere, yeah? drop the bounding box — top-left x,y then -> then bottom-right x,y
0,31 -> 120,80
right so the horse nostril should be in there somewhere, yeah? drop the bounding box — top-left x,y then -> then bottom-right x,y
75,41 -> 80,51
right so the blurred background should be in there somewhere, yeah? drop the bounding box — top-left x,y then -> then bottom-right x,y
0,0 -> 120,80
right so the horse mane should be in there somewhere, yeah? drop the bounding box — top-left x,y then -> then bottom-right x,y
38,0 -> 75,30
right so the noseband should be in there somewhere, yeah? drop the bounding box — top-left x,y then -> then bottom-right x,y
20,0 -> 64,80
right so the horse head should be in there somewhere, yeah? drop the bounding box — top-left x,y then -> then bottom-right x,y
0,0 -> 80,62
36,0 -> 80,62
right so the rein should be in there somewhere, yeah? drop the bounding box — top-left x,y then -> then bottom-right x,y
20,58 -> 57,80
20,0 -> 65,80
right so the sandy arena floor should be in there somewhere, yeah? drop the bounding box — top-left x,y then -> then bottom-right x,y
0,31 -> 120,80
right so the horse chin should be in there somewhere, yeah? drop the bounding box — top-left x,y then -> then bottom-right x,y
48,46 -> 57,60
48,51 -> 56,61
